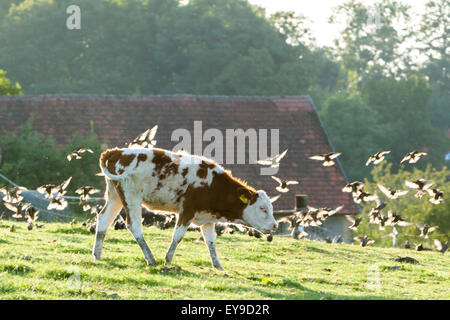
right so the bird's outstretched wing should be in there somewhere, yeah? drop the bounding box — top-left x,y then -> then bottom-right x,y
309,155 -> 325,161
271,176 -> 282,185
274,149 -> 288,162
377,183 -> 391,198
270,195 -> 281,203
58,177 -> 72,192
434,239 -> 443,251
365,157 -> 374,166
405,180 -> 419,189
328,152 -> 342,159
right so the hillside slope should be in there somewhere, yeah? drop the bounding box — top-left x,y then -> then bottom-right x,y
0,221 -> 448,299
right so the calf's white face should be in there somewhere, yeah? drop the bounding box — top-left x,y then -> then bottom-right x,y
242,190 -> 278,234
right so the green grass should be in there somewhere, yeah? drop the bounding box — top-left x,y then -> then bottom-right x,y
0,220 -> 448,300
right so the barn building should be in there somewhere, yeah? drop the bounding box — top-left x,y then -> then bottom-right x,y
0,95 -> 360,242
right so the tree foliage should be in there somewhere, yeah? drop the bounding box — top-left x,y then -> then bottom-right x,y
356,162 -> 449,247
0,117 -> 105,194
0,69 -> 22,95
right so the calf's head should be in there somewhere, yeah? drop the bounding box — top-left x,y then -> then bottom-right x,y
239,189 -> 278,234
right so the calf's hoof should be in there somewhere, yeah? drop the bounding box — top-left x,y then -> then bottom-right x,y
213,262 -> 224,270
146,258 -> 157,267
92,253 -> 102,261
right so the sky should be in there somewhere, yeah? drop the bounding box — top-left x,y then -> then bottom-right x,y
247,0 -> 429,47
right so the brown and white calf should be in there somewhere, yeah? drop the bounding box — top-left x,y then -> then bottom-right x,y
92,147 -> 278,270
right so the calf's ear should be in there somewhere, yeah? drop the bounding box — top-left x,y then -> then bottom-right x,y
238,188 -> 256,204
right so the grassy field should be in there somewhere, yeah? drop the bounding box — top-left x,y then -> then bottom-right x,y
0,220 -> 448,300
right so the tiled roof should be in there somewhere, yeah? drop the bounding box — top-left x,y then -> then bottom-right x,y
0,94 -> 359,214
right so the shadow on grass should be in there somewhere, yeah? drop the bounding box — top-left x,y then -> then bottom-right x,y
234,279 -> 405,300
48,227 -> 92,235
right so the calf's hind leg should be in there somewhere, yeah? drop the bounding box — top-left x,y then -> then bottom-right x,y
92,182 -> 122,260
125,200 -> 157,266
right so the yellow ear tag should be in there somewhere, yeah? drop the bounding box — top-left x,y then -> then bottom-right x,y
240,194 -> 249,204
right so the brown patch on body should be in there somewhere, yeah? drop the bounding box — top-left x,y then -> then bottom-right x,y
152,149 -> 179,179
178,171 -> 258,226
119,153 -> 135,168
136,153 -> 147,167
99,148 -> 137,175
196,161 -> 216,179
100,148 -> 123,175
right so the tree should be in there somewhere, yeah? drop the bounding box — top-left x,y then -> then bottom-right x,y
330,0 -> 413,81
362,75 -> 449,172
416,0 -> 449,130
318,91 -> 384,181
0,117 -> 104,196
0,0 -> 318,96
0,69 -> 22,95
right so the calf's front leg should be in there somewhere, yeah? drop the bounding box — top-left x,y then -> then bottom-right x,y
201,222 -> 224,270
165,222 -> 189,265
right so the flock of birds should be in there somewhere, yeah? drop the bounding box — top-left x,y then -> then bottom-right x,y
0,147 -> 101,230
256,148 -> 446,253
0,126 -> 447,254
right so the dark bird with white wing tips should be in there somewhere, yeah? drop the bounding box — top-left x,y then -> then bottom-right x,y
427,188 -> 444,204
418,224 -> 438,239
405,179 -> 433,198
377,183 -> 409,199
342,181 -> 365,194
271,176 -> 299,193
366,151 -> 390,166
354,236 -> 375,247
128,125 -> 158,149
67,148 -> 93,161
400,151 -> 427,164
309,152 -> 342,167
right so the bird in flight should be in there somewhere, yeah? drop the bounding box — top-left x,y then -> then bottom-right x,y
271,176 -> 299,193
75,186 -> 101,201
366,151 -> 390,166
37,177 -> 72,199
47,196 -> 68,211
377,183 -> 409,199
427,188 -> 444,205
257,149 -> 288,168
386,210 -> 412,227
348,217 -> 362,230
354,236 -> 375,247
67,148 -> 93,161
405,179 -> 433,198
0,186 -> 26,204
128,125 -> 158,149
309,152 -> 342,167
342,181 -> 365,194
3,201 -> 32,219
433,239 -> 448,254
400,151 -> 427,164
418,224 -> 438,239
353,191 -> 378,204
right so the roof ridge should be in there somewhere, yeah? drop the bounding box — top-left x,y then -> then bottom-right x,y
0,94 -> 312,102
